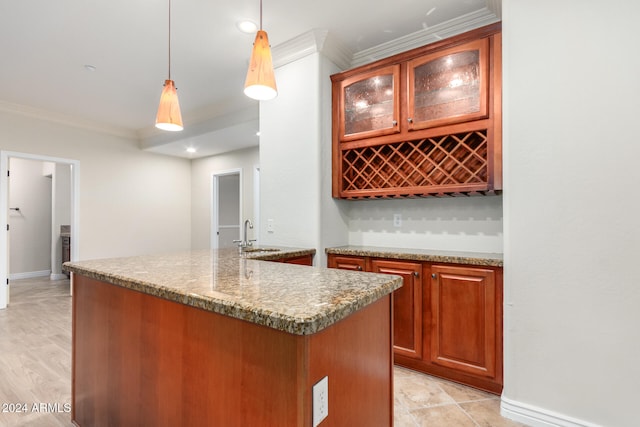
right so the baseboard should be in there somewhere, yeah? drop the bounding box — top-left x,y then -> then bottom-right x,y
50,273 -> 68,281
501,395 -> 601,427
9,270 -> 51,280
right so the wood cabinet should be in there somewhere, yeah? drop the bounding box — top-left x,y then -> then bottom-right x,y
72,274 -> 394,426
327,255 -> 366,271
272,254 -> 314,266
339,65 -> 400,141
430,265 -> 499,380
331,23 -> 501,199
327,253 -> 503,394
371,259 -> 422,359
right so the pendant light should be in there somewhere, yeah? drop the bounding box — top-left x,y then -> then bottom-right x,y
244,0 -> 277,101
155,0 -> 184,131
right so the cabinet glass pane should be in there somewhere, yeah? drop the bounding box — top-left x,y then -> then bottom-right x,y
413,50 -> 480,123
344,74 -> 394,136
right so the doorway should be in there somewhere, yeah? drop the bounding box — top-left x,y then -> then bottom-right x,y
211,169 -> 242,249
0,151 -> 80,309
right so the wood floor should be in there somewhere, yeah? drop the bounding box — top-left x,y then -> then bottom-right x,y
0,277 -> 71,427
0,277 -> 525,427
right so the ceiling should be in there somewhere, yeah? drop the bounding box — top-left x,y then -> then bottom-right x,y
0,0 -> 500,159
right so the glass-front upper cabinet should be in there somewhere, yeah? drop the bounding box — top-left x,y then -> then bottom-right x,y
339,65 -> 400,141
407,39 -> 489,131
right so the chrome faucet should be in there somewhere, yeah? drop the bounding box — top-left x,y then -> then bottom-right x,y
233,219 -> 256,251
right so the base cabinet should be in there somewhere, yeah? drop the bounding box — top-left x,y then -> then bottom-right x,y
327,253 -> 503,394
430,265 -> 498,380
371,260 -> 422,359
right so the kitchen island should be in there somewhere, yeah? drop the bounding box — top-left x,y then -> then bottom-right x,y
64,248 -> 402,427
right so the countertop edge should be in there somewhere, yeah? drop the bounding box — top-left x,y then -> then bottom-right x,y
325,246 -> 503,267
65,248 -> 401,336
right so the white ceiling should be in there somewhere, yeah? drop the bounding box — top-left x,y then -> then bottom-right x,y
0,0 -> 500,159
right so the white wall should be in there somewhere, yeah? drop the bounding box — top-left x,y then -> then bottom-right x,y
190,146 -> 259,250
0,111 -> 192,260
260,52 -> 348,266
8,157 -> 52,277
346,196 -> 503,253
502,1 -> 640,426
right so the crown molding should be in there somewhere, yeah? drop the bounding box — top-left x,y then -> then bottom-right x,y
486,0 -> 502,18
350,7 -> 501,67
272,28 -> 353,71
0,100 -> 138,140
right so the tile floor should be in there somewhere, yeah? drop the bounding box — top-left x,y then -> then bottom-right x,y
0,277 -> 526,427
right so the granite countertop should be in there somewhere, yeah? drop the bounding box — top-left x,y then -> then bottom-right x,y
325,245 -> 503,267
63,247 -> 402,336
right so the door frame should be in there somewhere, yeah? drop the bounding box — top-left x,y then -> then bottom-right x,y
0,151 -> 80,309
210,168 -> 242,249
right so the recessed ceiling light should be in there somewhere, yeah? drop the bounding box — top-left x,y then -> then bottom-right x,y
256,131 -> 261,136
186,147 -> 196,153
237,20 -> 258,34
426,7 -> 436,16
84,64 -> 97,72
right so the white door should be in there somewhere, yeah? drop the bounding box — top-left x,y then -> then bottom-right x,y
212,170 -> 241,249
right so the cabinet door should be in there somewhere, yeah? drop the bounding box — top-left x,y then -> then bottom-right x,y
327,255 -> 366,271
371,259 -> 422,359
407,38 -> 489,130
430,265 -> 496,378
339,65 -> 401,141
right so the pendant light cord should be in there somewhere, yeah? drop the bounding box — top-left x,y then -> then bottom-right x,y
259,0 -> 263,30
168,0 -> 172,79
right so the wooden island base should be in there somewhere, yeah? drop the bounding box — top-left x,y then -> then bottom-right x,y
72,275 -> 394,427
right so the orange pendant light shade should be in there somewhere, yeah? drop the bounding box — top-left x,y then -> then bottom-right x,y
244,30 -> 277,101
155,79 -> 183,131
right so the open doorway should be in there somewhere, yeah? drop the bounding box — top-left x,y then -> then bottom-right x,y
211,169 -> 242,249
0,151 -> 80,309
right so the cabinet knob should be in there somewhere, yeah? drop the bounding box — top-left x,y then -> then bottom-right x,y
357,266 -> 363,271
408,118 -> 413,123
392,120 -> 398,126
413,271 -> 419,277
431,273 -> 437,279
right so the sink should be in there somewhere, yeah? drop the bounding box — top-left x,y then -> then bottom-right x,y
242,247 -> 281,253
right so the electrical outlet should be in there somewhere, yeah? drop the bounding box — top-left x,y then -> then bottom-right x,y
312,376 -> 328,426
393,213 -> 402,227
267,219 -> 274,233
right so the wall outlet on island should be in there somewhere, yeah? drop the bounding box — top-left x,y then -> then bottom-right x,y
313,376 -> 328,426
267,219 -> 274,233
393,213 -> 402,227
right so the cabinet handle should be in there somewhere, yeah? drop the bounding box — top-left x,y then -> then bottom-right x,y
357,266 -> 362,271
408,118 -> 413,123
431,273 -> 437,279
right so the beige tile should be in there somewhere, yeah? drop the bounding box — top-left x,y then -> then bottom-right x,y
394,405 -> 418,427
410,404 -> 477,427
435,376 -> 498,403
394,369 -> 455,410
460,399 -> 528,427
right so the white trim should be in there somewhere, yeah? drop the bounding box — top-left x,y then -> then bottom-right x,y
501,396 -> 603,427
210,168 -> 243,250
272,28 -> 353,71
9,270 -> 50,280
50,273 -> 68,281
351,8 -> 501,67
0,100 -> 137,141
0,150 -> 80,309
